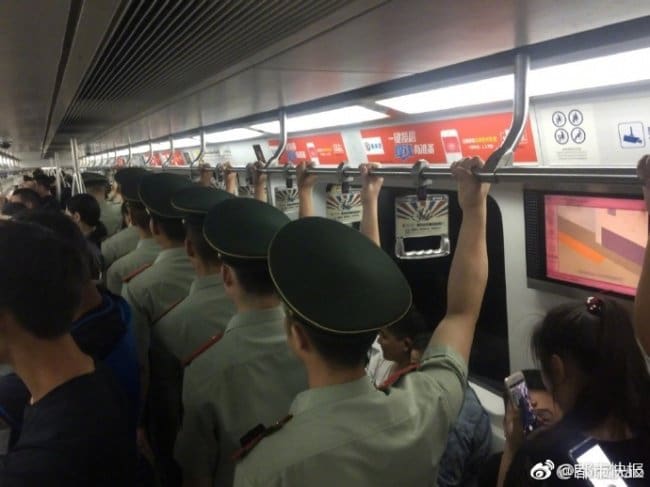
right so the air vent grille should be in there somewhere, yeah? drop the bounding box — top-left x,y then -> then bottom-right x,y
52,0 -> 353,150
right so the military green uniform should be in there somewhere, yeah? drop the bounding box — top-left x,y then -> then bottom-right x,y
175,198 -> 306,486
234,347 -> 466,487
101,225 -> 139,268
175,307 -> 306,486
122,247 -> 195,361
230,216 -> 468,487
105,238 -> 161,295
153,274 -> 235,359
120,172 -> 194,363
99,199 -> 123,237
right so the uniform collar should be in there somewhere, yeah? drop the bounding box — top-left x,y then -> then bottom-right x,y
225,306 -> 285,332
189,273 -> 224,294
289,375 -> 377,416
136,237 -> 159,250
154,246 -> 186,264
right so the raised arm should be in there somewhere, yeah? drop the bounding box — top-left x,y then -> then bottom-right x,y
222,163 -> 238,196
359,163 -> 383,247
429,156 -> 489,363
253,162 -> 267,203
635,155 -> 650,355
297,162 -> 317,218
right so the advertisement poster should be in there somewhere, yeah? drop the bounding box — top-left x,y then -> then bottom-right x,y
274,187 -> 299,213
326,185 -> 362,223
269,132 -> 348,165
360,113 -> 537,164
395,194 -> 449,239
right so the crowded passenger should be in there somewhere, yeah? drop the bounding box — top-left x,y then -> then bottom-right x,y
175,197 -> 308,487
0,220 -> 135,485
0,201 -> 27,218
82,171 -> 123,237
8,187 -> 41,209
233,156 -> 489,486
105,169 -> 161,295
32,173 -> 60,210
478,369 -> 560,486
66,193 -> 108,277
101,168 -> 146,269
499,297 -> 650,486
2,210 -> 141,434
146,185 -> 236,485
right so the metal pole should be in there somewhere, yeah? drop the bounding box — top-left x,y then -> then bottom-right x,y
162,137 -> 174,168
483,53 -> 530,173
189,131 -> 206,180
54,154 -> 62,202
265,109 -> 287,168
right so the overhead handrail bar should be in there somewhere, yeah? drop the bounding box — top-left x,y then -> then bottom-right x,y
144,140 -> 154,166
162,136 -> 174,168
125,141 -> 133,167
70,138 -> 85,195
189,130 -> 206,180
265,109 -> 287,168
483,52 -> 530,174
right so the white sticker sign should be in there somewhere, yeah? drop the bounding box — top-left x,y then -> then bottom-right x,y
274,187 -> 299,213
326,185 -> 362,224
538,105 -> 600,164
395,194 -> 449,238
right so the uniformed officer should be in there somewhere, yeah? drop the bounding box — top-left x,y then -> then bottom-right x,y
154,186 -> 237,358
233,156 -> 490,487
105,169 -> 161,295
147,185 -> 236,484
82,172 -> 123,236
175,198 -> 308,487
121,172 -> 195,368
101,168 -> 147,267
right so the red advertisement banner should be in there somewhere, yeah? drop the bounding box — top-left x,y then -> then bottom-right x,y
269,132 -> 348,165
360,113 -> 537,164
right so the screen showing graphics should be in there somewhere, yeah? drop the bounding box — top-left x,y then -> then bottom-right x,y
545,195 -> 648,296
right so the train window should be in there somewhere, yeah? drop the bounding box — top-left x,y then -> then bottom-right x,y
378,188 -> 509,391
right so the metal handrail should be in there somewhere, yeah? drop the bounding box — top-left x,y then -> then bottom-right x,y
483,53 -> 530,173
189,131 -> 206,180
265,109 -> 287,168
162,137 -> 174,168
144,140 -> 154,166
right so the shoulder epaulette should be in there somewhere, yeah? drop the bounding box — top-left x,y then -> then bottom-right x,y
377,363 -> 419,392
122,263 -> 152,283
152,298 -> 184,325
181,332 -> 224,368
230,415 -> 293,462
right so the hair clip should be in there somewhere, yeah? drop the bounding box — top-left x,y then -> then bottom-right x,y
585,296 -> 603,315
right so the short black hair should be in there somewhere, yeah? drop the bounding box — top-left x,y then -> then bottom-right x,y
14,210 -> 93,282
151,213 -> 186,242
185,221 -> 220,266
67,194 -> 101,227
11,188 -> 41,208
384,307 -> 433,352
231,263 -> 275,296
0,221 -> 84,339
297,317 -> 377,369
1,202 -> 27,217
127,201 -> 150,231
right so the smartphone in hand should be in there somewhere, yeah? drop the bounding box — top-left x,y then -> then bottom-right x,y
504,371 -> 538,435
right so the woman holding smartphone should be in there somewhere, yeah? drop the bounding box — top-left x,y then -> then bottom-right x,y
499,295 -> 650,486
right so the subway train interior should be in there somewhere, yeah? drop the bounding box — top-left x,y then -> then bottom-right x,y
1,1 -> 650,485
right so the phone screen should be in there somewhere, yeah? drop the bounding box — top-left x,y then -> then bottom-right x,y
508,378 -> 538,434
442,136 -> 461,153
572,442 -> 628,487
